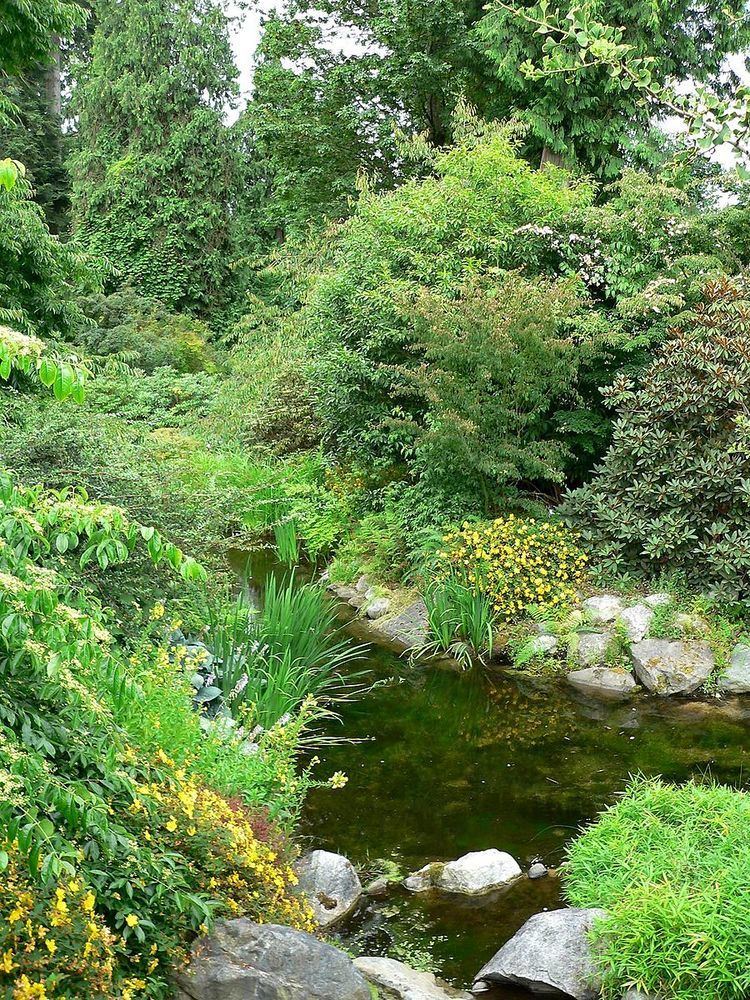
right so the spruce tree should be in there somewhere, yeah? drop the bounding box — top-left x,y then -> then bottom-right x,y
70,0 -> 241,316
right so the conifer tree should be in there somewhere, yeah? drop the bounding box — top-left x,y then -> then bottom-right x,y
70,0 -> 241,316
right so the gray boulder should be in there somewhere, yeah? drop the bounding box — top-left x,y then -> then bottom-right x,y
436,849 -> 521,894
472,907 -> 607,999
294,850 -> 363,928
644,593 -> 671,608
630,639 -> 714,695
366,597 -> 391,620
717,644 -> 750,694
356,575 -> 371,594
355,956 -> 472,999
618,604 -> 653,643
373,599 -> 429,649
528,634 -> 559,657
175,920 -> 371,1000
576,632 -> 611,667
582,595 -> 624,624
528,862 -> 548,880
567,666 -> 637,701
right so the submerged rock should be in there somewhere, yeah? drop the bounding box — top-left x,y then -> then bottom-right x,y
294,850 -> 363,928
405,851 -> 520,895
175,920 -> 370,1000
354,956 -> 472,999
618,604 -> 653,643
436,849 -> 521,894
472,907 -> 607,999
717,644 -> 750,694
582,595 -> 625,624
630,639 -> 714,695
403,863 -> 440,893
567,666 -> 637,700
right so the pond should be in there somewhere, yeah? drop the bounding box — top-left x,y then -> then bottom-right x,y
231,550 -> 750,995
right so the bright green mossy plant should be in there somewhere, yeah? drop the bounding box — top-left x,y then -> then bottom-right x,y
563,276 -> 750,599
565,775 -> 750,1000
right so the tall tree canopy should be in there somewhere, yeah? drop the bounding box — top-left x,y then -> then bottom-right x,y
239,0 -> 504,242
477,0 -> 750,176
70,0 -> 242,316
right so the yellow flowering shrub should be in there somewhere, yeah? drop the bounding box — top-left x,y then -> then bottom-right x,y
132,757 -> 315,934
441,516 -> 588,619
0,843 -> 116,999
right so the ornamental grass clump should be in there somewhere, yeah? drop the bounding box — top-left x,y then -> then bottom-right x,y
565,776 -> 750,1000
440,515 -> 587,620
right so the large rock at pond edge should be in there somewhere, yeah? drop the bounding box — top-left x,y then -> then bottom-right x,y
472,907 -> 607,999
436,849 -> 522,894
373,599 -> 429,649
174,920 -> 371,1000
582,595 -> 624,624
717,643 -> 750,694
294,850 -> 363,928
355,956 -> 473,999
630,639 -> 714,695
567,666 -> 637,701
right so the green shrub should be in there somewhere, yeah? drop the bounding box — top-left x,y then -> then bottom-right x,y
0,468 -> 320,997
565,776 -> 750,1000
563,277 -> 750,598
76,289 -> 218,373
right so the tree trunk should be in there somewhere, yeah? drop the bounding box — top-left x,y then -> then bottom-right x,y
540,145 -> 566,169
44,36 -> 62,118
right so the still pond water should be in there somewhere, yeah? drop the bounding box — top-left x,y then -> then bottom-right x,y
236,551 -> 750,995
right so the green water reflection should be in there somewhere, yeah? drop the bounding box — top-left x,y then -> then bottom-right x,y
303,642 -> 750,992
229,551 -> 750,994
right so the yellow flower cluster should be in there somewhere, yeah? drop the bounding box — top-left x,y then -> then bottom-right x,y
441,516 -> 587,619
0,842 -> 116,998
135,761 -> 315,935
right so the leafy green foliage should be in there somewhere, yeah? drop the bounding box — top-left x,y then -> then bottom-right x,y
478,0 -> 750,175
0,0 -> 84,87
75,289 -> 218,374
0,69 -> 70,231
70,0 -> 242,316
207,575 -> 367,730
565,776 -> 750,1000
303,119 -> 596,512
0,162 -> 97,341
420,573 -> 495,668
563,278 -> 750,598
0,467 -> 317,996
